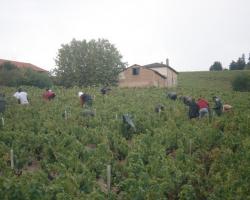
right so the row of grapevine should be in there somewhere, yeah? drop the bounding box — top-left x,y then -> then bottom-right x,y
0,84 -> 249,199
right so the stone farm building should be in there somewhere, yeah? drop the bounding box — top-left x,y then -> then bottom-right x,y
118,60 -> 178,88
0,59 -> 48,73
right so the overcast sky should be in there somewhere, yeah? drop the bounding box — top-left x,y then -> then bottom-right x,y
0,0 -> 250,72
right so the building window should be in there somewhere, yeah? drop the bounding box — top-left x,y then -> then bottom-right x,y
132,67 -> 140,75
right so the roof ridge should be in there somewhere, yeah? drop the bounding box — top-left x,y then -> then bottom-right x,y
142,63 -> 178,74
0,59 -> 48,72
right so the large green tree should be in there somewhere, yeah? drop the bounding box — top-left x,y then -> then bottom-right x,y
54,38 -> 126,87
209,61 -> 223,71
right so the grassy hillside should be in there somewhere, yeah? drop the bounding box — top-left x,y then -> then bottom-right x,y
178,70 -> 250,91
0,71 -> 249,199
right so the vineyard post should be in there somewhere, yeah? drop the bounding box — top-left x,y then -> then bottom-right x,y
68,107 -> 71,118
247,115 -> 250,130
159,107 -> 162,116
189,139 -> 192,156
64,110 -> 67,120
10,149 -> 14,169
1,117 -> 4,126
107,165 -> 111,193
175,132 -> 178,148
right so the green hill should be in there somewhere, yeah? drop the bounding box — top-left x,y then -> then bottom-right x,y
178,70 -> 250,91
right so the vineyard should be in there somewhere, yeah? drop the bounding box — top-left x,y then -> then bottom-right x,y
0,71 -> 250,199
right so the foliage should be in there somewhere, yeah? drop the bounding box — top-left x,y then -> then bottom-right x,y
54,38 -> 126,87
229,54 -> 246,70
209,61 -> 222,71
20,69 -> 52,88
245,54 -> 250,70
0,62 -> 22,86
0,70 -> 249,199
232,74 -> 250,91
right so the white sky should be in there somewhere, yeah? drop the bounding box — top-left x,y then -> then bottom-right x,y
0,0 -> 250,72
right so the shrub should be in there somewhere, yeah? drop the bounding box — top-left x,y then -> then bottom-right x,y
0,62 -> 22,86
20,69 -> 52,88
0,62 -> 52,88
232,74 -> 250,91
210,61 -> 223,71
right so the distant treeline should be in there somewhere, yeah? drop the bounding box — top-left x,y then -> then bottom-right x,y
210,53 -> 250,71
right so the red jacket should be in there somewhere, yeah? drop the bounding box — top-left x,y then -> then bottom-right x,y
43,91 -> 55,100
197,99 -> 209,109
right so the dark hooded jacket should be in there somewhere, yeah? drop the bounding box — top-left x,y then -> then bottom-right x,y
188,100 -> 199,119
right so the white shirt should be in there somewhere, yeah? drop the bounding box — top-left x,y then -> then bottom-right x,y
13,91 -> 29,104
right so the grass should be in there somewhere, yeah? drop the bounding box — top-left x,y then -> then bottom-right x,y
178,70 -> 250,91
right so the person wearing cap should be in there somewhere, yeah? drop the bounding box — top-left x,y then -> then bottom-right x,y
13,88 -> 29,105
43,88 -> 56,101
212,96 -> 223,116
78,92 -> 93,107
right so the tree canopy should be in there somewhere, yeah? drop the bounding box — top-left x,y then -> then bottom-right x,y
229,54 -> 246,70
209,61 -> 223,71
53,38 -> 127,87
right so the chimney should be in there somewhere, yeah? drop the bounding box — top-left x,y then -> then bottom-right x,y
166,58 -> 169,66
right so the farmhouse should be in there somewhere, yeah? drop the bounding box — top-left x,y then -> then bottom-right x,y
0,59 -> 48,73
118,59 -> 178,88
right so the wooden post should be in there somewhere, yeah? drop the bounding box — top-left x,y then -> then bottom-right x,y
189,139 -> 192,156
247,115 -> 250,130
107,165 -> 111,193
1,117 -> 4,126
64,110 -> 67,120
175,132 -> 178,148
158,108 -> 161,116
10,149 -> 14,169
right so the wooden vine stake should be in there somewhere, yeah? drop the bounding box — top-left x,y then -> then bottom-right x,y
189,139 -> 192,156
10,149 -> 14,169
64,110 -> 67,120
175,132 -> 178,148
1,117 -> 4,126
248,115 -> 250,130
158,108 -> 161,116
107,165 -> 111,193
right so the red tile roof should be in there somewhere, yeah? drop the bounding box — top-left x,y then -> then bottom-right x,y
0,59 -> 48,72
